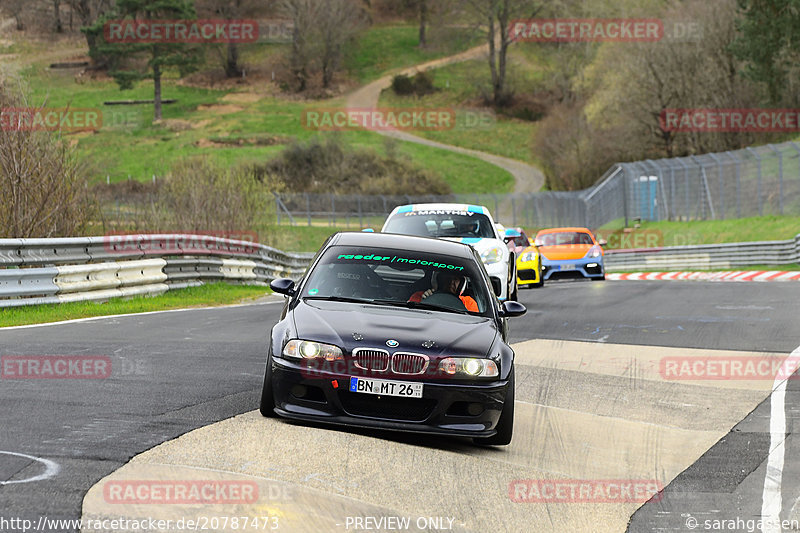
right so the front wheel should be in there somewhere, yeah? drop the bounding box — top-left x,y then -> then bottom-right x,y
507,262 -> 518,301
259,353 -> 277,418
474,367 -> 514,446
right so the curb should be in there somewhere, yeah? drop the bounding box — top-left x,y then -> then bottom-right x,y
607,271 -> 800,282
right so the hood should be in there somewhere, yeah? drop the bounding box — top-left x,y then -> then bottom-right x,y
540,244 -> 593,261
442,237 -> 508,260
292,299 -> 497,357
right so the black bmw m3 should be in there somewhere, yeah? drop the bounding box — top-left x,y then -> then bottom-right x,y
260,231 -> 526,445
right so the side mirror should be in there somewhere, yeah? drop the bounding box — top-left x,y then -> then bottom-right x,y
598,239 -> 608,247
499,300 -> 527,318
490,278 -> 502,297
270,278 -> 296,296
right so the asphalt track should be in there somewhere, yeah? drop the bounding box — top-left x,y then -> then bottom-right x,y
0,280 -> 798,532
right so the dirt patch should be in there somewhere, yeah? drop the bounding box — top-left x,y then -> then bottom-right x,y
221,92 -> 262,104
157,119 -> 194,131
195,138 -> 224,148
192,119 -> 212,129
196,104 -> 244,114
195,135 -> 290,148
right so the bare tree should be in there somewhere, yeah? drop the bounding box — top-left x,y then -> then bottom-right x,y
279,0 -> 320,91
196,0 -> 268,78
0,87 -> 95,238
318,0 -> 364,88
279,0 -> 363,91
53,0 -> 63,32
465,0 -> 543,107
585,0 -> 761,158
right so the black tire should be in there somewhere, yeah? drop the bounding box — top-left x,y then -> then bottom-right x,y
259,353 -> 277,418
474,367 -> 514,446
508,262 -> 519,301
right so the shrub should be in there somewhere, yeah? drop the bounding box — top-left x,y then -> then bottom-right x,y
412,71 -> 435,96
0,87 -> 96,237
264,137 -> 450,195
391,72 -> 436,96
154,158 -> 272,233
391,74 -> 415,95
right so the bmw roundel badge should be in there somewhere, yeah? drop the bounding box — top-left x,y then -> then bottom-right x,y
386,339 -> 399,348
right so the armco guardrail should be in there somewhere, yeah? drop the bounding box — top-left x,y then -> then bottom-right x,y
0,235 -> 314,308
605,233 -> 800,271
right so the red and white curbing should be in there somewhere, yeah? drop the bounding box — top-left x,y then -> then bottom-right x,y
607,271 -> 800,282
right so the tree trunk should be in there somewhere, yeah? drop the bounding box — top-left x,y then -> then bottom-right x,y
418,0 -> 427,48
53,0 -> 63,33
486,9 -> 499,104
225,42 -> 242,78
153,61 -> 162,121
494,0 -> 511,107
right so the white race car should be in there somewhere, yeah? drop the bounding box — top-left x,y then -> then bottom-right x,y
381,203 -> 518,301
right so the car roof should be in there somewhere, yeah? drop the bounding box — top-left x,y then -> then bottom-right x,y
391,203 -> 490,215
536,227 -> 594,235
328,231 -> 476,259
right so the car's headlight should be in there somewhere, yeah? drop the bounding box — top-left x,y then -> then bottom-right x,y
520,251 -> 537,262
585,245 -> 602,259
438,357 -> 499,378
480,246 -> 505,264
283,340 -> 343,361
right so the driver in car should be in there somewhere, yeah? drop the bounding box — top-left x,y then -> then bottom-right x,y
408,271 -> 478,312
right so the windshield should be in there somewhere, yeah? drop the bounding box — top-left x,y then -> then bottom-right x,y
301,245 -> 493,316
383,209 -> 496,239
535,231 -> 594,246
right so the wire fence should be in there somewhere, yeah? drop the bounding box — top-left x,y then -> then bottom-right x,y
272,141 -> 800,229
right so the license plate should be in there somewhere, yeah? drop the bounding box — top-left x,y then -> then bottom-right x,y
562,264 -> 576,271
349,377 -> 423,398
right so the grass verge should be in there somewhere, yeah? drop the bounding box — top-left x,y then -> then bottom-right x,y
592,216 -> 800,249
0,282 -> 272,328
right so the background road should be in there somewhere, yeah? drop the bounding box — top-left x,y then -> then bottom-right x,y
0,281 -> 798,532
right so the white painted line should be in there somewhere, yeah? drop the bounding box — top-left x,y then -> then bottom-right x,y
0,298 -> 285,331
0,451 -> 60,484
761,344 -> 800,533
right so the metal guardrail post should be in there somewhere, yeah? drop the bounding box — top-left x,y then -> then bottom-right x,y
621,164 -> 629,227
746,147 -> 763,216
768,144 -> 784,215
724,151 -> 742,218
707,153 -> 725,219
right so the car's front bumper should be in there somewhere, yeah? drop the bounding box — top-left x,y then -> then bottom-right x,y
269,357 -> 509,438
516,259 -> 541,285
541,257 -> 604,280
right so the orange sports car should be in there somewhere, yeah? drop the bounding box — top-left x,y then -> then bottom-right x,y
533,227 -> 605,281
